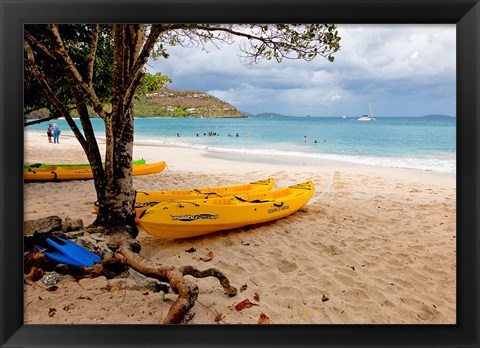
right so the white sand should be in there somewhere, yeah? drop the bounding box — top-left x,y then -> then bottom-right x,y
24,130 -> 456,324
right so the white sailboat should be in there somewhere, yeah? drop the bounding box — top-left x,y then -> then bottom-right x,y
358,103 -> 376,121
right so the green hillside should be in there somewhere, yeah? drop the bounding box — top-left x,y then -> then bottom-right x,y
134,88 -> 246,118
25,88 -> 246,120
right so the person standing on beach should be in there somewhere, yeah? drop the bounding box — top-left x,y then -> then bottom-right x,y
304,135 -> 307,143
47,124 -> 53,143
52,123 -> 61,144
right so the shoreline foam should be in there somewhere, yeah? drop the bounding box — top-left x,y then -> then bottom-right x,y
26,125 -> 456,174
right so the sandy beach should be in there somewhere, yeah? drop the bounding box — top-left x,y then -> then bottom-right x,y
24,130 -> 456,324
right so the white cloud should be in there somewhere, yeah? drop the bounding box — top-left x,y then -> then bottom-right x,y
335,25 -> 455,80
148,24 -> 456,116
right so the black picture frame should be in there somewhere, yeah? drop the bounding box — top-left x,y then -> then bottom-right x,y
1,0 -> 478,347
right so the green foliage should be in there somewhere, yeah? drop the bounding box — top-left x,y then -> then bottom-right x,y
24,24 -> 114,118
245,24 -> 341,63
136,72 -> 172,97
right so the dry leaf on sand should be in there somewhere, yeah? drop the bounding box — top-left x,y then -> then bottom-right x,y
258,313 -> 271,324
194,250 -> 213,262
234,299 -> 258,311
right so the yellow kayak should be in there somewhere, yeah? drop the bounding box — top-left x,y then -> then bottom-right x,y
93,178 -> 275,218
24,159 -> 146,169
138,181 -> 314,239
24,161 -> 166,182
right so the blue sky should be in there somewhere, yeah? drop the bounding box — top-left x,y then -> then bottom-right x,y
147,25 -> 456,117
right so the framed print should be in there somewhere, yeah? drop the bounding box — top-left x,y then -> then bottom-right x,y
1,0 -> 479,347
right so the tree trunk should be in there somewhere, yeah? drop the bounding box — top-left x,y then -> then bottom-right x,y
93,25 -> 143,237
94,106 -> 137,238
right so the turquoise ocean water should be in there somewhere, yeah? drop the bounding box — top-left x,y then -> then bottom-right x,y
28,116 -> 456,174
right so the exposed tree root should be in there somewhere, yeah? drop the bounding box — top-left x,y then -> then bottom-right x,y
179,266 -> 238,297
115,237 -> 237,324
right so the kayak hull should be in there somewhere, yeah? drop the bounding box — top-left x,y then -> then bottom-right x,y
138,181 -> 314,239
24,159 -> 146,169
24,161 -> 166,182
93,178 -> 274,218
133,178 -> 275,217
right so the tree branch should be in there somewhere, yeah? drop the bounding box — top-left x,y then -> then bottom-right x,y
111,24 -> 126,121
172,24 -> 340,65
122,25 -> 165,108
24,115 -> 60,127
85,24 -> 100,87
24,30 -> 57,60
46,24 -> 107,119
24,40 -> 86,145
190,24 -> 261,41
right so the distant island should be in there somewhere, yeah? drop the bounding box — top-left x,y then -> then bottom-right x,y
422,114 -> 455,118
244,113 -> 456,119
249,112 -> 289,118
